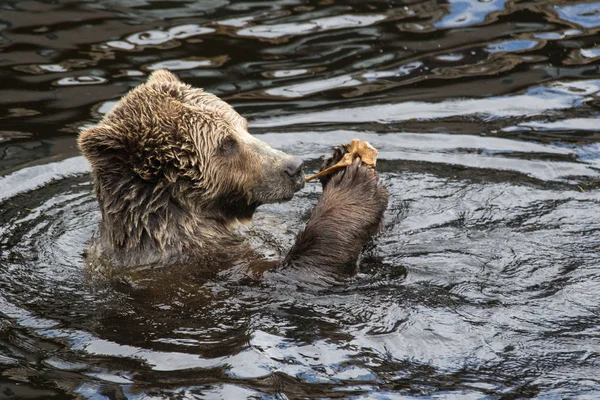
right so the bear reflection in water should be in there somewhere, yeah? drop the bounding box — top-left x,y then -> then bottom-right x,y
79,70 -> 388,287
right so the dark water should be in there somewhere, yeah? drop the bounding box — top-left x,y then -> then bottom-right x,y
1,0 -> 600,398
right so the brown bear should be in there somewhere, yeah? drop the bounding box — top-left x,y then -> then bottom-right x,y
78,70 -> 388,280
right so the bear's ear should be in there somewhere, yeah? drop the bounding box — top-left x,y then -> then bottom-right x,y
147,69 -> 180,85
78,125 -> 127,173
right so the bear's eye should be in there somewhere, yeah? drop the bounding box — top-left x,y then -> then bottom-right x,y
218,136 -> 238,155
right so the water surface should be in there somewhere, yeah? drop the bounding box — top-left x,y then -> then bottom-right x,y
1,0 -> 600,398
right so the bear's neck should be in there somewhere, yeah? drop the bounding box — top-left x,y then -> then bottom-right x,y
91,175 -> 252,267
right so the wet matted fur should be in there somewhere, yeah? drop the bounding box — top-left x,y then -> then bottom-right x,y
79,70 -> 388,278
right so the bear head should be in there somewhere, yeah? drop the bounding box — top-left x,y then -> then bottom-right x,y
78,70 -> 304,263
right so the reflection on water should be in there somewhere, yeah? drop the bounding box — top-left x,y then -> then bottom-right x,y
1,0 -> 600,398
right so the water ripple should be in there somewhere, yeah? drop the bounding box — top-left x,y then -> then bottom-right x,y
1,0 -> 600,398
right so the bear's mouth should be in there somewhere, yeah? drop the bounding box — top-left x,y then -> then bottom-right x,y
251,170 -> 305,205
282,168 -> 306,201
291,170 -> 306,192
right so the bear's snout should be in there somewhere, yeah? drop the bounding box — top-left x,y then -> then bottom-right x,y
284,156 -> 305,192
284,156 -> 304,178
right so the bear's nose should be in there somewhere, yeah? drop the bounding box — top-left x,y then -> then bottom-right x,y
284,156 -> 304,177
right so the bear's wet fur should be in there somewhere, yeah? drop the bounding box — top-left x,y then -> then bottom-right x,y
79,70 -> 388,278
